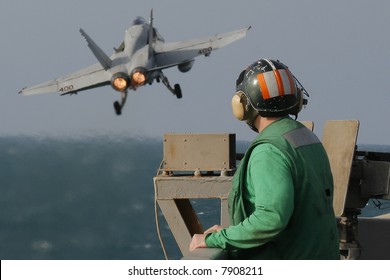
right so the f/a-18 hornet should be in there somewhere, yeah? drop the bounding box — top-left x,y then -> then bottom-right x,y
19,10 -> 250,115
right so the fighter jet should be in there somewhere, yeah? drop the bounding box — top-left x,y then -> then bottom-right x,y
19,10 -> 250,115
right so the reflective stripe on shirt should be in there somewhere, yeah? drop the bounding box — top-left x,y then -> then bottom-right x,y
283,127 -> 320,148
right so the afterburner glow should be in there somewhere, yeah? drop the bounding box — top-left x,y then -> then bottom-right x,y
111,72 -> 130,92
113,77 -> 128,91
131,71 -> 146,86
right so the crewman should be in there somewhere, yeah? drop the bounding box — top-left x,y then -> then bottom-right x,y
190,59 -> 340,259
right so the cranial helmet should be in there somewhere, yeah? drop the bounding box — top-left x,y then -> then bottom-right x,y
231,59 -> 308,131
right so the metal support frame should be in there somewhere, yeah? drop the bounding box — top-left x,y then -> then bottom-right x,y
338,211 -> 361,259
322,120 -> 361,259
154,176 -> 232,256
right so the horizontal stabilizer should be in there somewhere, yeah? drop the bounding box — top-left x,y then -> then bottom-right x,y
80,28 -> 112,70
19,63 -> 110,96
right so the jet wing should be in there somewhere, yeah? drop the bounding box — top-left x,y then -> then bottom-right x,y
19,63 -> 110,96
154,27 -> 250,68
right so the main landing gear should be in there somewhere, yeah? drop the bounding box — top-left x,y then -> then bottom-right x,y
113,91 -> 128,115
160,72 -> 182,99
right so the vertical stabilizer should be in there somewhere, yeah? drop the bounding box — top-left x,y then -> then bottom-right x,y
80,28 -> 112,70
148,9 -> 154,59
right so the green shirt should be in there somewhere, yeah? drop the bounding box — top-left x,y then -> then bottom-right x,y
205,117 -> 340,259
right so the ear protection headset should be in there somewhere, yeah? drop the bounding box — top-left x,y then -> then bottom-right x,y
231,90 -> 261,132
231,91 -> 256,121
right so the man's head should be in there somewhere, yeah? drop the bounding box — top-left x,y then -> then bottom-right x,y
231,59 -> 308,132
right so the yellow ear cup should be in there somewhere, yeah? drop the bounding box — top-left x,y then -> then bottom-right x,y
231,91 -> 259,121
231,92 -> 247,121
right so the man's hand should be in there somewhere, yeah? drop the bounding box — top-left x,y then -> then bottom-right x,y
189,233 -> 207,251
189,224 -> 225,251
204,224 -> 224,234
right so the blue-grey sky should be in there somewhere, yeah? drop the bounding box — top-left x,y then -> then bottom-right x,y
1,0 -> 389,144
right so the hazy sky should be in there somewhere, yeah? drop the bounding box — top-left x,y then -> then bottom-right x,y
1,0 -> 389,144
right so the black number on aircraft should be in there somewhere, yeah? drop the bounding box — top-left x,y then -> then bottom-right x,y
198,47 -> 213,56
59,85 -> 74,92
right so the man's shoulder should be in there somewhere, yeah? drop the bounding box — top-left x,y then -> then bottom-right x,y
250,143 -> 288,162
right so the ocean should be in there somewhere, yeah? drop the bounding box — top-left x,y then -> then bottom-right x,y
1,136 -> 389,260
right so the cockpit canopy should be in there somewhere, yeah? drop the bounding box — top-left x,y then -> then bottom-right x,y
131,16 -> 165,42
132,17 -> 146,26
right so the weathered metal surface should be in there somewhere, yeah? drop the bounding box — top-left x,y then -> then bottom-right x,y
157,199 -> 202,256
154,176 -> 232,256
322,120 -> 360,216
300,120 -> 314,131
162,133 -> 236,172
182,248 -> 228,260
360,161 -> 390,199
154,176 -> 232,199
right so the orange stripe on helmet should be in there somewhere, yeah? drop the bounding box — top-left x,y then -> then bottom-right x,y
257,73 -> 271,99
273,70 -> 285,96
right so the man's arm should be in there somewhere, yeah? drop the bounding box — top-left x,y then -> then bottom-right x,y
205,144 -> 294,250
